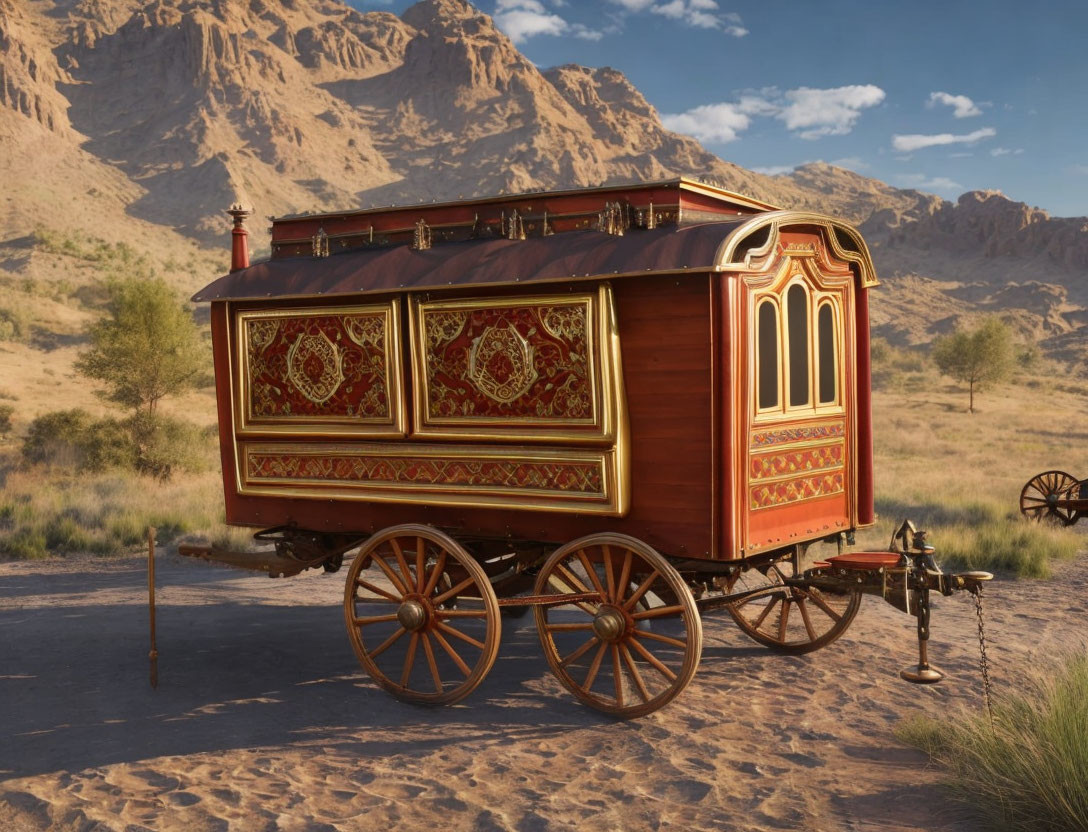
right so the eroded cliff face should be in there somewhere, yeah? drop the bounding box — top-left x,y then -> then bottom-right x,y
0,0 -> 1085,366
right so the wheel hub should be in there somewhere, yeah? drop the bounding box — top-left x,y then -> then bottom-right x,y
592,607 -> 626,642
397,599 -> 429,632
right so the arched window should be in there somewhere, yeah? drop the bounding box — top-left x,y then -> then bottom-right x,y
786,284 -> 809,407
757,300 -> 779,410
817,302 -> 837,404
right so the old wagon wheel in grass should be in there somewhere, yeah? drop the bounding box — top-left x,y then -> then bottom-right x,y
343,524 -> 500,706
533,533 -> 702,719
1019,470 -> 1080,526
727,559 -> 861,654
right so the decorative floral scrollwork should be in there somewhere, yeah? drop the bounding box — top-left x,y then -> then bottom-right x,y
286,331 -> 344,405
468,323 -> 538,404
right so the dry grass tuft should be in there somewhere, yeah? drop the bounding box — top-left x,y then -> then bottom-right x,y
897,654 -> 1088,832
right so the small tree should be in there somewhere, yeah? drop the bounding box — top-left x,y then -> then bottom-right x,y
931,317 -> 1013,413
75,277 -> 206,414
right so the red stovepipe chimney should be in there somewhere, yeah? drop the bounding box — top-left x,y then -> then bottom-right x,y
227,204 -> 251,272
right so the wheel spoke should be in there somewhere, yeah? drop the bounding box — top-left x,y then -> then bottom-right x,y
806,591 -> 844,622
399,632 -> 419,687
415,537 -> 426,593
559,634 -> 600,668
549,564 -> 599,615
546,622 -> 595,632
421,632 -> 443,693
372,553 -> 410,597
436,609 -> 488,619
603,544 -> 616,602
435,620 -> 486,650
620,644 -> 651,703
797,597 -> 818,642
628,636 -> 677,681
575,549 -> 606,596
633,629 -> 687,648
368,625 -> 407,659
422,551 -> 448,597
583,642 -> 607,690
389,538 -> 414,593
353,613 -> 399,626
433,574 -> 477,607
623,570 -> 660,611
612,645 -> 624,708
355,579 -> 400,603
431,628 -> 472,677
616,549 -> 633,605
778,599 -> 791,641
631,604 -> 686,620
748,597 -> 779,631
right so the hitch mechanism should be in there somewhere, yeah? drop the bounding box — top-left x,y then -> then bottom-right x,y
799,520 -> 993,685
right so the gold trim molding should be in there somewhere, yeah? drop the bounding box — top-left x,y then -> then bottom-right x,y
238,441 -> 627,516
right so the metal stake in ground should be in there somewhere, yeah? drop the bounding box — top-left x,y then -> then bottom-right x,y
148,527 -> 158,689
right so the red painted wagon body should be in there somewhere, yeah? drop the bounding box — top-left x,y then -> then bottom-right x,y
187,180 -> 988,716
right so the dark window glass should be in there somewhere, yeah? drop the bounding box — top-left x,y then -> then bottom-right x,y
757,301 -> 778,409
818,303 -> 836,404
787,285 -> 809,407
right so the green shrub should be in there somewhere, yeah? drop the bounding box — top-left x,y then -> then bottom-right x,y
21,409 -> 134,472
898,654 -> 1088,832
936,519 -> 1079,579
0,403 -> 13,434
2,527 -> 48,559
126,412 -> 206,480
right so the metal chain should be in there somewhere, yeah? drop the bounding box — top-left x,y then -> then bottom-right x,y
972,585 -> 995,729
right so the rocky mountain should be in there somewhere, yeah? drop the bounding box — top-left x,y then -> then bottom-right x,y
0,0 -> 1086,368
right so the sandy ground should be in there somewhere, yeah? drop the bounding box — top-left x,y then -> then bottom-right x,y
1,548 -> 1086,832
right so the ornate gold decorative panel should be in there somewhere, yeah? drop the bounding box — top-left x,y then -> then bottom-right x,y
233,303 -> 406,437
409,286 -> 623,444
238,441 -> 625,515
747,418 -> 847,512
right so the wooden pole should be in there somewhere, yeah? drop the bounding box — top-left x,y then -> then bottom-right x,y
148,527 -> 158,689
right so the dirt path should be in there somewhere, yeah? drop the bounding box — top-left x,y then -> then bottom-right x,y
1,549 -> 1085,832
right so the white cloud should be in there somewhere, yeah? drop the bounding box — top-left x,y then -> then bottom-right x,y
608,0 -> 747,34
990,147 -> 1024,157
661,102 -> 752,143
493,0 -> 602,42
891,127 -> 997,152
896,173 -> 963,194
927,91 -> 982,118
751,165 -> 796,176
776,85 -> 885,139
663,85 -> 883,145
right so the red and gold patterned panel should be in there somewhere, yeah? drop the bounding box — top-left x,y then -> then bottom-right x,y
410,288 -> 621,443
238,442 -> 624,515
234,303 -> 405,437
750,471 -> 845,510
747,418 -> 846,511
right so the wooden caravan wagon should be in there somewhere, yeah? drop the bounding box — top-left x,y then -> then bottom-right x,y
185,179 -> 992,717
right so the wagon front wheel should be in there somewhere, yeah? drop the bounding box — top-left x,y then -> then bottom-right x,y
344,524 -> 500,706
533,533 -> 702,718
1019,470 -> 1080,526
728,559 -> 861,654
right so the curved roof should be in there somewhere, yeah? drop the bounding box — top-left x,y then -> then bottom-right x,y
193,211 -> 878,303
194,220 -> 748,302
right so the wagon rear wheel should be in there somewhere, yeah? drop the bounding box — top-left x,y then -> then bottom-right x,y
727,559 -> 860,654
533,533 -> 702,718
1019,470 -> 1080,526
344,524 -> 500,706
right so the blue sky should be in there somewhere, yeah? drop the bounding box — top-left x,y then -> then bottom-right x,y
351,0 -> 1088,217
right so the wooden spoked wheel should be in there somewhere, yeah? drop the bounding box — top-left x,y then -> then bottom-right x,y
533,533 -> 702,719
343,524 -> 500,706
1019,470 -> 1080,526
728,559 -> 861,654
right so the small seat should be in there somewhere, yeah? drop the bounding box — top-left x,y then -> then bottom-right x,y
825,551 -> 903,570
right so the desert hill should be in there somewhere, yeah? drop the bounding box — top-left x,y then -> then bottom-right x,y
0,0 -> 1086,369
